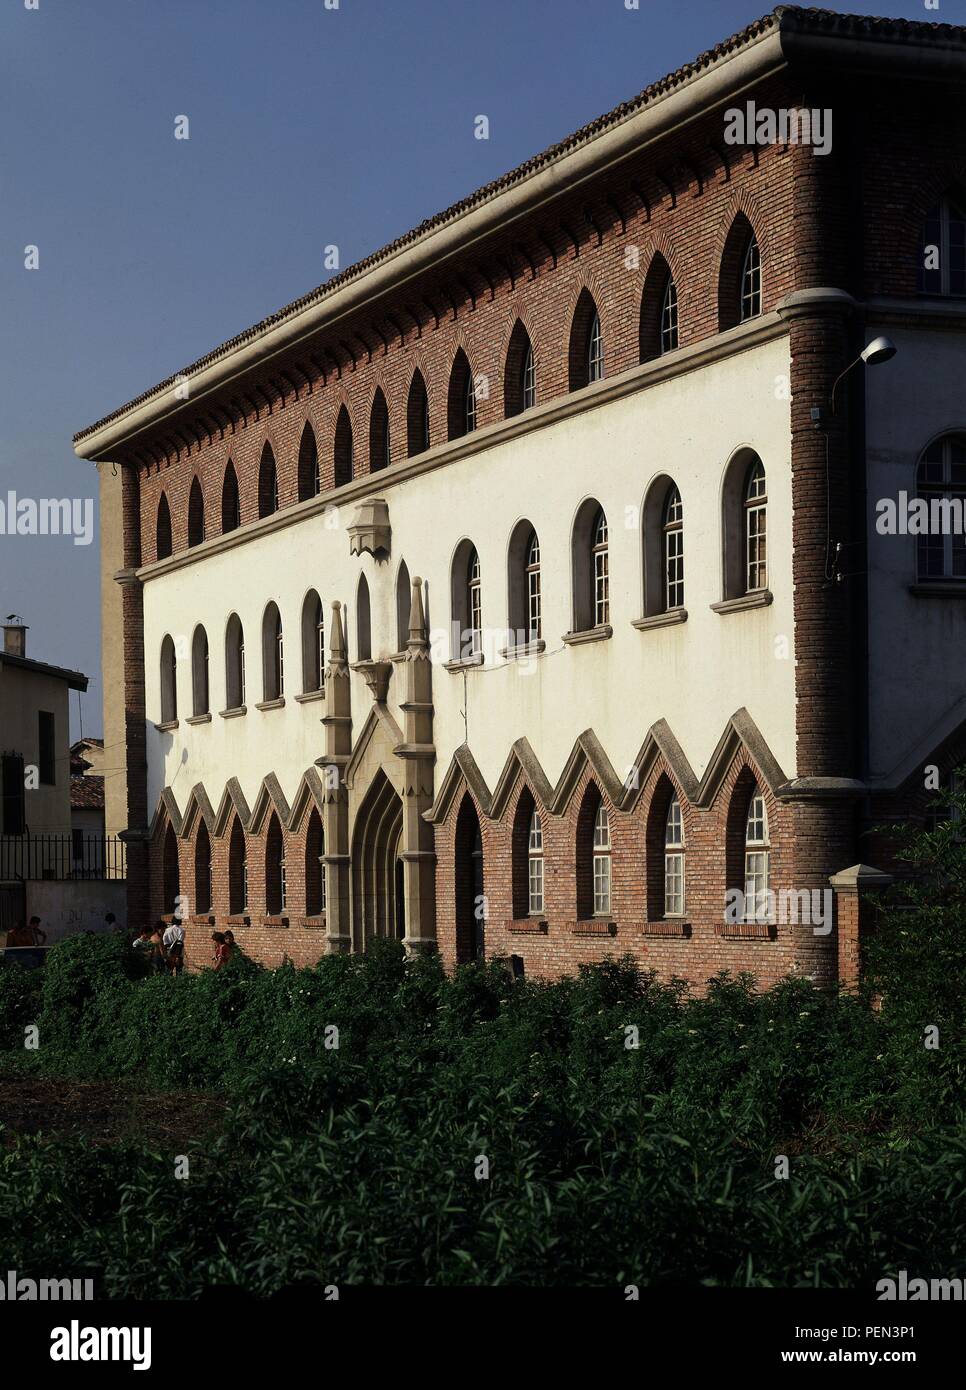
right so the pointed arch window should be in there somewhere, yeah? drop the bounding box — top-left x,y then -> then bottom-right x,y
407,371 -> 430,457
916,435 -> 966,581
298,422 -> 320,501
740,235 -> 762,321
504,320 -> 536,417
187,478 -> 205,547
448,351 -> 476,440
370,389 -> 390,472
156,495 -> 172,561
195,821 -> 212,916
528,809 -> 544,915
305,809 -> 325,917
664,797 -> 684,917
587,311 -> 603,383
221,461 -> 241,533
266,814 -> 286,915
660,279 -> 679,353
592,803 -> 611,916
229,817 -> 247,915
258,444 -> 279,518
334,407 -> 353,487
744,790 -> 770,923
919,194 -> 966,297
356,575 -> 372,662
396,562 -> 411,653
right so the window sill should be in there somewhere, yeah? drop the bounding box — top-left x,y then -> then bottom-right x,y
255,697 -> 286,711
219,706 -> 247,719
499,639 -> 546,660
507,918 -> 549,934
294,689 -> 325,704
154,719 -> 179,732
641,919 -> 691,937
186,713 -> 212,725
715,921 -> 776,940
909,582 -> 966,598
632,609 -> 687,632
562,624 -> 613,647
444,652 -> 485,672
571,919 -> 618,937
711,591 -> 773,615
225,914 -> 251,927
298,914 -> 327,929
189,913 -> 215,926
262,915 -> 290,928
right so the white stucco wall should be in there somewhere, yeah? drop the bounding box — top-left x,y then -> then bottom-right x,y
141,336 -> 795,819
865,324 -> 966,781
0,665 -> 73,833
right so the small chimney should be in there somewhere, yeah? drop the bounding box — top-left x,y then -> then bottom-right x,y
2,616 -> 27,657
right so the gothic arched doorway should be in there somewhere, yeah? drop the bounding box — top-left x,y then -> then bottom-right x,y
351,770 -> 404,951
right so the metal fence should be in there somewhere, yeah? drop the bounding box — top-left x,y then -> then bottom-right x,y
0,833 -> 126,882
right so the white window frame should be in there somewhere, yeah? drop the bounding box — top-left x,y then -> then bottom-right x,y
592,802 -> 611,916
660,278 -> 679,353
592,509 -> 609,627
587,311 -> 603,383
743,791 -> 770,923
663,486 -> 684,610
528,810 -> 544,915
526,531 -> 541,640
740,236 -> 762,321
664,796 -> 685,917
744,461 -> 767,593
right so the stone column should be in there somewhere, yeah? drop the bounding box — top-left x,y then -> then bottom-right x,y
829,862 -> 892,993
397,577 -> 437,952
317,600 -> 352,953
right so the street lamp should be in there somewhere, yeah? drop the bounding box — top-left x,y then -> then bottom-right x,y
830,335 -> 897,415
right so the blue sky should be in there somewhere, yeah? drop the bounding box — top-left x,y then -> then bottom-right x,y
0,0 -> 948,736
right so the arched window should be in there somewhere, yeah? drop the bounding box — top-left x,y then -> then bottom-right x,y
592,803 -> 611,915
162,822 -> 180,916
297,421 -> 320,501
221,461 -> 240,534
663,485 -> 684,610
639,254 -> 678,361
642,476 -> 685,618
407,371 -> 430,457
570,500 -> 609,634
467,548 -> 482,655
334,406 -> 353,486
592,509 -> 609,627
156,494 -> 172,561
448,350 -> 476,439
265,813 -> 286,915
744,788 -> 769,923
740,234 -> 762,321
528,809 -> 544,915
744,459 -> 767,593
719,215 -> 762,330
507,521 -> 541,645
395,561 -> 411,652
187,477 -> 205,547
262,602 -> 283,700
195,820 -> 212,915
369,388 -> 390,472
569,289 -> 603,391
356,574 -> 372,661
305,807 -> 325,916
919,193 -> 966,297
225,613 -> 245,710
191,625 -> 209,716
720,450 -> 769,602
576,786 -> 610,919
450,540 -> 481,661
916,435 -> 966,581
160,635 -> 177,723
258,443 -> 279,518
504,321 -> 536,417
228,817 -> 247,915
301,591 -> 324,693
511,788 -> 543,919
664,796 -> 685,917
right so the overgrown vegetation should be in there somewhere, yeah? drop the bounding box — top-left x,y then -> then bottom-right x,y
0,798 -> 963,1293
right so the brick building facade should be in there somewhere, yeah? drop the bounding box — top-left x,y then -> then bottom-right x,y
74,7 -> 966,987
